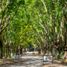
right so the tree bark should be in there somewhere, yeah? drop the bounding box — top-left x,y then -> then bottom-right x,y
0,35 -> 3,58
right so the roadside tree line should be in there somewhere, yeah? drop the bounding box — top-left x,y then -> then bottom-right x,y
0,0 -> 67,59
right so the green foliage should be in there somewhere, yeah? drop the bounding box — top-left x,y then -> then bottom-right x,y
0,0 -> 67,57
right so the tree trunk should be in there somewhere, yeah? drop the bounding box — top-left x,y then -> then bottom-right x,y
0,35 -> 3,58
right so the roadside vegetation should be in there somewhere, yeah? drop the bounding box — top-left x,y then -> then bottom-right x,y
0,0 -> 67,63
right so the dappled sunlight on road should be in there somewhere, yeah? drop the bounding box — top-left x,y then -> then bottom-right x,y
0,52 -> 67,67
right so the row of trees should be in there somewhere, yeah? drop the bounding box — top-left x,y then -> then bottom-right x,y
0,0 -> 67,59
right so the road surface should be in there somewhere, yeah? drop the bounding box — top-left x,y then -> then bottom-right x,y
0,52 -> 67,67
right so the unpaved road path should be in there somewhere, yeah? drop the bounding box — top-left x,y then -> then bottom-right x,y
0,52 -> 67,67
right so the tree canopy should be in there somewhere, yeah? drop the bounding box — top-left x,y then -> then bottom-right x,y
0,0 -> 67,58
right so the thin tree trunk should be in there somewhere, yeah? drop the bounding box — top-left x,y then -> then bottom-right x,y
0,35 -> 3,58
